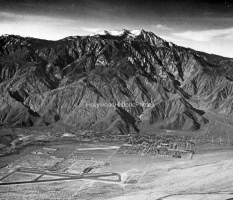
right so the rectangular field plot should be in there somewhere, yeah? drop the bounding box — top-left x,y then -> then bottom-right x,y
71,148 -> 117,161
50,158 -> 77,172
49,147 -> 77,158
11,155 -> 63,170
1,172 -> 38,183
65,160 -> 104,173
66,160 -> 94,173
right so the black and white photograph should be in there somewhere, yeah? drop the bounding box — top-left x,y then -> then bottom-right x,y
0,0 -> 233,199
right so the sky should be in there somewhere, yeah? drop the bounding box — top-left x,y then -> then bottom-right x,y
0,0 -> 233,57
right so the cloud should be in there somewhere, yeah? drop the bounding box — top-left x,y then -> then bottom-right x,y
152,24 -> 172,30
172,27 -> 233,42
159,35 -> 183,43
222,34 -> 233,40
0,11 -> 75,25
0,11 -> 16,18
81,27 -> 102,33
0,11 -> 92,40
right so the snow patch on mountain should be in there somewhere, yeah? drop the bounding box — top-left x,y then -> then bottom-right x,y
92,29 -> 144,37
129,29 -> 142,36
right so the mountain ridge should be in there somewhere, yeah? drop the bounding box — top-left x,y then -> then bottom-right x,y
0,29 -> 233,135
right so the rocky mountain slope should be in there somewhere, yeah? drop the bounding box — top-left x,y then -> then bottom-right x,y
1,29 -> 233,134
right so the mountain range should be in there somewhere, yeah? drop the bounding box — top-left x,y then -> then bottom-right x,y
1,29 -> 233,135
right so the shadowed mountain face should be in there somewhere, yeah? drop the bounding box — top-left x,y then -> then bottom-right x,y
0,30 -> 233,134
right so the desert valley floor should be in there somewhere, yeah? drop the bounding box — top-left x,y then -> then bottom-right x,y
0,129 -> 233,200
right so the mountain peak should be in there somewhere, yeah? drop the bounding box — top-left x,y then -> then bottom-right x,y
89,29 -> 168,47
